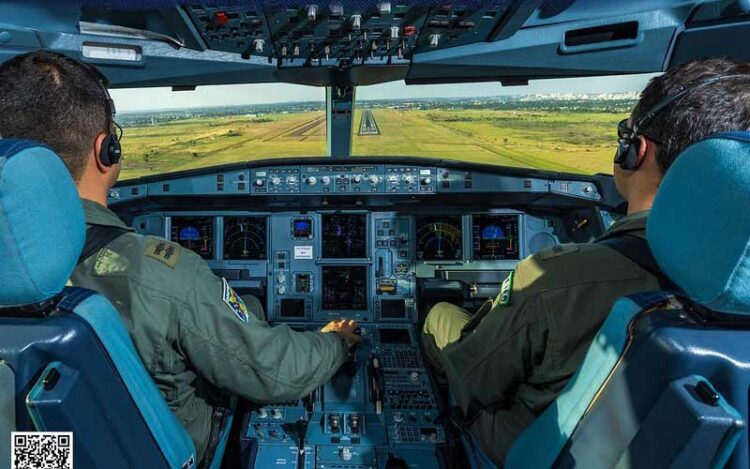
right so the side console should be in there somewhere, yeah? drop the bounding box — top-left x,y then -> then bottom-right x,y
241,324 -> 445,468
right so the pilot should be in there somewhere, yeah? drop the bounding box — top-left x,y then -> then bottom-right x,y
421,58 -> 750,465
0,50 -> 361,464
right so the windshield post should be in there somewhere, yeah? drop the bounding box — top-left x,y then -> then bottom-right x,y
326,85 -> 356,158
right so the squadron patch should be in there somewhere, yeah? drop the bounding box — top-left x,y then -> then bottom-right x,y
497,271 -> 515,306
222,278 -> 249,322
144,239 -> 182,268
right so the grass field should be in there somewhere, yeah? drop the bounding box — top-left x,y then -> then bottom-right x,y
119,107 -> 624,179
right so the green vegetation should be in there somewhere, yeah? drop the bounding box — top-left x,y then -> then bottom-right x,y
119,105 -> 626,180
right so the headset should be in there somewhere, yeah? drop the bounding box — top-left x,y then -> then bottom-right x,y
614,74 -> 750,171
96,79 -> 122,166
80,60 -> 122,166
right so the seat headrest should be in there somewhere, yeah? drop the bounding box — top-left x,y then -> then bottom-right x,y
648,131 -> 750,315
0,139 -> 84,307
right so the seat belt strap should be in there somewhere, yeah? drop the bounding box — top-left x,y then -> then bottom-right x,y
597,234 -> 677,290
77,225 -> 130,265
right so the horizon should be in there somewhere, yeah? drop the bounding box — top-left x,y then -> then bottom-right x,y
111,73 -> 657,113
117,89 -> 642,115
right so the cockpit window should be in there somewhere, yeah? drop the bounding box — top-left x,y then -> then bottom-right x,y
113,73 -> 657,179
352,73 -> 658,175
113,83 -> 327,179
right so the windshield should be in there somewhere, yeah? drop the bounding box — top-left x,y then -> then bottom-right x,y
112,74 -> 656,180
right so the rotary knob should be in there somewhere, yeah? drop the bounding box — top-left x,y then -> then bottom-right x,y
287,176 -> 298,185
404,175 -> 415,184
421,177 -> 432,185
307,176 -> 317,185
270,176 -> 281,186
410,371 -> 420,382
271,408 -> 282,419
352,175 -> 362,184
388,175 -> 398,183
340,447 -> 353,461
257,407 -> 268,418
368,175 -> 379,184
393,412 -> 403,423
255,178 -> 265,187
321,176 -> 331,185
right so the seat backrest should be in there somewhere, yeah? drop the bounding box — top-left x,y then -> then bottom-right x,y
0,140 -> 196,469
505,132 -> 750,468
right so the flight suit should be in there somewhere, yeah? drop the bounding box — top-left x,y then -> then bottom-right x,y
422,211 -> 659,465
70,199 -> 349,462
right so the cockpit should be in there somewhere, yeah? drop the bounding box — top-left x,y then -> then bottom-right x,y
1,1 -> 750,469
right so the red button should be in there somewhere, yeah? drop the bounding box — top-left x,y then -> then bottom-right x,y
215,11 -> 229,26
404,25 -> 417,36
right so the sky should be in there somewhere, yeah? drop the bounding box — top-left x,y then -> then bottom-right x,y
110,73 -> 659,112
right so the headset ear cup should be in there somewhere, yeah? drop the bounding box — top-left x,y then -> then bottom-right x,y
622,137 -> 641,170
109,135 -> 122,165
99,134 -> 113,167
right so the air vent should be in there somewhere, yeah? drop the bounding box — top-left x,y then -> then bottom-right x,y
564,21 -> 638,47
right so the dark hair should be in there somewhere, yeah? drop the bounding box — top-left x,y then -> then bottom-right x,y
0,50 -> 111,181
633,58 -> 750,173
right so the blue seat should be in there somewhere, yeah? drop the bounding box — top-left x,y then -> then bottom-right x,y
489,132 -> 750,468
0,140 -> 196,469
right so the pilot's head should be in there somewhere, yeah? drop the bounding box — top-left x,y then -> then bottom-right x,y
615,58 -> 750,213
0,50 -> 121,202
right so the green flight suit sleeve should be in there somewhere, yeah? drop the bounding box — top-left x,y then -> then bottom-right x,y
441,256 -> 550,414
177,257 -> 349,403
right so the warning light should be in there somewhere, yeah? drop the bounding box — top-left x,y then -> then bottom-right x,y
215,11 -> 229,26
404,25 -> 417,36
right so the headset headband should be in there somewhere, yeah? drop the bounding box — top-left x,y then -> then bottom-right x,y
633,74 -> 750,135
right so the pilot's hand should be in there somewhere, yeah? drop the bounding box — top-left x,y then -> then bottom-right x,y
322,319 -> 362,349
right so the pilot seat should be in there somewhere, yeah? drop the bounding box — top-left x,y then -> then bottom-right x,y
465,132 -> 750,469
0,139 -> 197,468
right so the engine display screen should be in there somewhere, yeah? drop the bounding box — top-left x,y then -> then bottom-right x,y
472,214 -> 520,260
280,299 -> 306,318
321,266 -> 368,310
322,214 -> 367,259
380,299 -> 406,319
378,328 -> 411,344
170,216 -> 214,259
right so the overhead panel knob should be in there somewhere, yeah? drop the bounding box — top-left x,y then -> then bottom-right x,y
270,176 -> 282,186
368,175 -> 379,185
307,4 -> 318,20
307,176 -> 317,185
351,14 -> 362,30
352,175 -> 362,184
321,176 -> 331,185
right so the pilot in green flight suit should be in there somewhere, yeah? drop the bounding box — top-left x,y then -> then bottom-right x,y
70,200 -> 358,462
422,57 -> 750,465
0,51 -> 361,464
422,211 -> 659,463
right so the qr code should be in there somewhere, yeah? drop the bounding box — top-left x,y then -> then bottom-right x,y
12,432 -> 73,469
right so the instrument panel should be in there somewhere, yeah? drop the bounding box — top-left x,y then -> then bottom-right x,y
146,209 -> 557,324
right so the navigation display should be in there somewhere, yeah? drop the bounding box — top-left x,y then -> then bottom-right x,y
472,214 -> 520,260
416,215 -> 463,261
322,214 -> 367,259
223,216 -> 267,260
170,216 -> 214,259
292,218 -> 313,240
321,266 -> 368,310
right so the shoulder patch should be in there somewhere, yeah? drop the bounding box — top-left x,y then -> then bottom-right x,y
144,239 -> 182,268
222,278 -> 249,323
539,243 -> 579,260
496,271 -> 515,306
